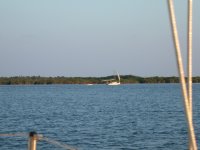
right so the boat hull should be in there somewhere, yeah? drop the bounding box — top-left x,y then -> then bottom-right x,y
107,82 -> 120,85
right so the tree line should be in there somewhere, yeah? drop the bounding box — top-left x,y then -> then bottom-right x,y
0,75 -> 200,85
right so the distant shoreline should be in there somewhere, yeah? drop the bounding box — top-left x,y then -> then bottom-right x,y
0,76 -> 200,85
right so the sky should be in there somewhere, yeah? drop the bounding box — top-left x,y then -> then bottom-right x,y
0,0 -> 199,77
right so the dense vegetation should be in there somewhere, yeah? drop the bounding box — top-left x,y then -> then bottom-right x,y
0,76 -> 200,85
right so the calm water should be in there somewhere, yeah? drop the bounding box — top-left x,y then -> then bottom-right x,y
0,84 -> 200,150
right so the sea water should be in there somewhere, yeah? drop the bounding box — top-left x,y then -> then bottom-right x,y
0,84 -> 200,150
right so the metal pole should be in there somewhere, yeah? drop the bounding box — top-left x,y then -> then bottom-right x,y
28,132 -> 38,150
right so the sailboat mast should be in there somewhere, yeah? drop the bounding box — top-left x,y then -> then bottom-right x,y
117,72 -> 120,83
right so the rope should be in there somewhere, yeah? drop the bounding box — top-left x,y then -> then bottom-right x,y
0,133 -> 28,137
41,137 -> 77,150
187,0 -> 193,118
167,0 -> 197,150
0,133 -> 77,150
188,1 -> 193,149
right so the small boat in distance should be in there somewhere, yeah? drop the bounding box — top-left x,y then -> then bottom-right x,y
103,72 -> 121,85
86,83 -> 93,86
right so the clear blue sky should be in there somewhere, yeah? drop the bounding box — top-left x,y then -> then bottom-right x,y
0,0 -> 199,77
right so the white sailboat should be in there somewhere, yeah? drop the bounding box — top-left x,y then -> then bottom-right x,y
103,72 -> 121,85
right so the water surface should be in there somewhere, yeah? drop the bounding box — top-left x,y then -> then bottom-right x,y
0,84 -> 200,149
